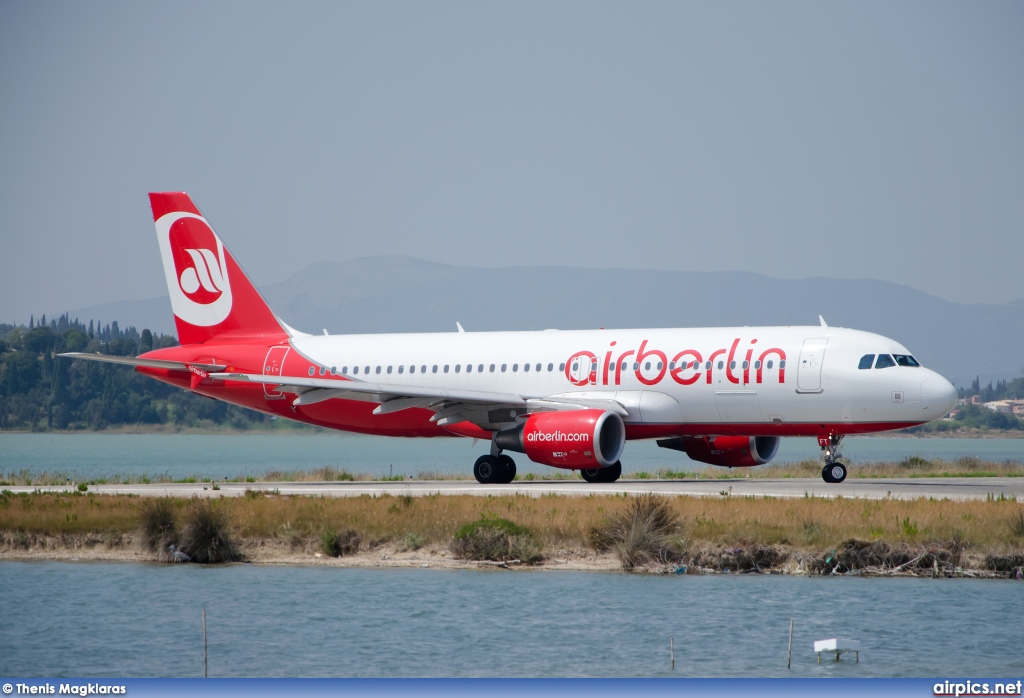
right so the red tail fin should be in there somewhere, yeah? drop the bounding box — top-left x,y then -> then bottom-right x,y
150,192 -> 287,345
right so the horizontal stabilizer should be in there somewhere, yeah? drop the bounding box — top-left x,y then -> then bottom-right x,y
58,353 -> 227,372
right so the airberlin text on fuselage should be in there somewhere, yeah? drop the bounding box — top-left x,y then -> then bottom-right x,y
564,338 -> 787,388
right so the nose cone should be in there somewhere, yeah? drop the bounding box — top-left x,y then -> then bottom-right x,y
921,373 -> 957,417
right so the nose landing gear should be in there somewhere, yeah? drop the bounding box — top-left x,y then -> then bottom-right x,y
818,434 -> 847,483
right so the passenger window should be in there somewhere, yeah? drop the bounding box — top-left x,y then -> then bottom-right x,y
729,361 -> 736,369
742,361 -> 748,369
308,367 -> 315,376
893,354 -> 921,367
572,362 -> 577,371
535,363 -> 541,372
456,365 -> 461,373
444,365 -> 449,373
353,366 -> 359,374
409,365 -> 414,374
342,367 -> 348,374
398,366 -> 404,374
331,366 -> 336,375
559,363 -> 565,371
480,364 -> 485,373
319,366 -> 326,376
524,363 -> 530,372
375,366 -> 381,374
669,362 -> 675,370
858,354 -> 875,370
421,365 -> 427,373
513,364 -> 518,372
766,360 -> 773,369
547,363 -> 553,371
501,364 -> 507,372
633,362 -> 640,371
705,361 -> 712,370
874,354 -> 896,369
718,361 -> 724,370
490,364 -> 495,372
387,366 -> 393,374
779,361 -> 785,369
365,366 -> 370,374
753,361 -> 760,369
466,364 -> 472,373
432,365 -> 438,373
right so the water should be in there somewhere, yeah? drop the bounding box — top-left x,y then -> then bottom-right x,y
1,433 -> 1022,482
1,562 -> 1022,678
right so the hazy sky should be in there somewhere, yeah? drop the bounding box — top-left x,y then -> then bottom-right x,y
1,1 -> 1022,323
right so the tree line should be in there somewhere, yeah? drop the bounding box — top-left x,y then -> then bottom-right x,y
0,314 -> 273,431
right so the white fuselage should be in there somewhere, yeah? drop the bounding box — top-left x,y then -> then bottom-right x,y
288,325 -> 957,433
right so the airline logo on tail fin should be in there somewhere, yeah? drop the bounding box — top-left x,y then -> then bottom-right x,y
150,192 -> 288,346
156,211 -> 233,327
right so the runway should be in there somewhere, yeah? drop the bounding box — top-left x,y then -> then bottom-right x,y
7,476 -> 1023,501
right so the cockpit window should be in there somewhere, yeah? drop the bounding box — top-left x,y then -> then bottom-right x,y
893,354 -> 921,367
874,354 -> 896,369
858,354 -> 875,370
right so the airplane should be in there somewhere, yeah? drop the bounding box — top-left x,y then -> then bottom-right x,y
61,192 -> 959,485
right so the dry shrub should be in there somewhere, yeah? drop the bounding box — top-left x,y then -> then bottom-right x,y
450,516 -> 542,564
685,544 -> 786,572
321,528 -> 361,557
815,538 -> 965,574
179,501 -> 242,563
593,494 -> 684,570
140,499 -> 177,554
985,553 -> 1024,576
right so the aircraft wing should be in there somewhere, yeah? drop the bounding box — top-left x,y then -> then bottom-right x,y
208,372 -> 629,427
58,352 -> 227,373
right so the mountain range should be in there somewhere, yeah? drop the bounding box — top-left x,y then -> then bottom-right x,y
54,256 -> 1023,388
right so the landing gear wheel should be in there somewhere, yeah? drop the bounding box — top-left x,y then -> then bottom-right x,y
497,455 -> 517,484
581,461 -> 622,483
474,455 -> 501,484
821,463 -> 847,484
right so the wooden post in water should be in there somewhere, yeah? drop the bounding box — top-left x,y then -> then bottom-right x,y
670,636 -> 675,671
787,619 -> 794,669
203,608 -> 208,678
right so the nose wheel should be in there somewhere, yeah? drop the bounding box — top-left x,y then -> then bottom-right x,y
822,462 -> 847,483
818,433 -> 847,483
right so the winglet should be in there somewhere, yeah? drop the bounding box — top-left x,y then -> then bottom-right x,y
819,315 -> 828,328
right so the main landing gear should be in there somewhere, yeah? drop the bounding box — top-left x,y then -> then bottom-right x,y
580,462 -> 622,483
819,433 -> 847,483
473,454 -> 516,484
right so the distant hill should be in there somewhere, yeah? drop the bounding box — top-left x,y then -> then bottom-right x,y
57,256 -> 1024,386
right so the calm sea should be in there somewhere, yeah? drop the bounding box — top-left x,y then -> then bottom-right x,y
1,433 -> 1022,482
1,562 -> 1022,678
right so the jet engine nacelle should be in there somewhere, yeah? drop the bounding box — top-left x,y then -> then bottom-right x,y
657,435 -> 781,468
494,409 -> 625,469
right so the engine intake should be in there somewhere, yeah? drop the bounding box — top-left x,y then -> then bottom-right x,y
495,409 -> 625,469
657,435 -> 780,468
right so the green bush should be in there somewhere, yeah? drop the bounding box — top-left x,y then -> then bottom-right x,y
179,501 -> 242,563
451,515 -> 542,564
77,483 -> 88,492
